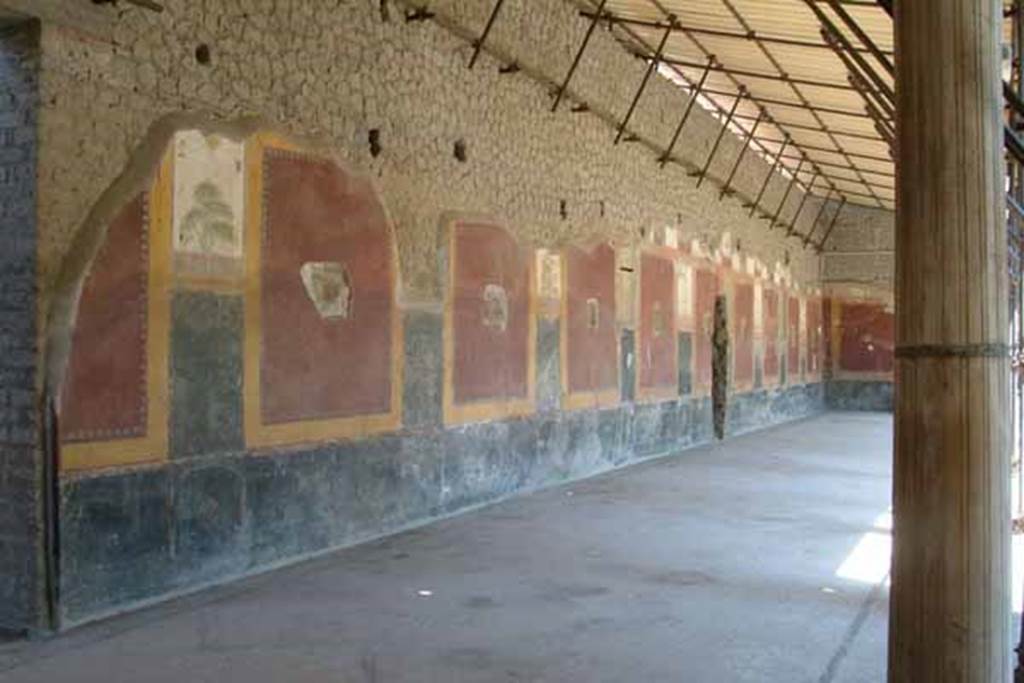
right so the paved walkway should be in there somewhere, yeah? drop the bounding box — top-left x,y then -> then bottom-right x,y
0,412 -> 893,682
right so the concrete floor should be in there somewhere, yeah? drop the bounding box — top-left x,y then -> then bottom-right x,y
0,412 -> 893,683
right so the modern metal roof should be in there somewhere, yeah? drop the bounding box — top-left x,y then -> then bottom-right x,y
580,0 -> 896,210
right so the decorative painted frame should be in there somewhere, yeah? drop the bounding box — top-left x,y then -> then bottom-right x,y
689,262 -> 719,398
728,271 -> 757,393
442,214 -> 537,425
243,132 -> 403,449
560,242 -> 619,411
827,295 -> 895,382
635,246 -> 679,403
61,148 -> 173,472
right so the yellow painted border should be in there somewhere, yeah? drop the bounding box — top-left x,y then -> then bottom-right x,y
442,216 -> 537,425
61,148 -> 173,472
559,245 -> 619,412
243,132 -> 403,449
635,247 -> 680,404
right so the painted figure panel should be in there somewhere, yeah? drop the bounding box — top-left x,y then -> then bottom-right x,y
733,281 -> 754,387
839,302 -> 895,374
564,243 -> 618,397
694,268 -> 719,392
638,252 -> 678,394
259,149 -> 394,424
451,222 -> 531,405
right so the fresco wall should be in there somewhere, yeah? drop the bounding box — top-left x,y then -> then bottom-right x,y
763,287 -> 781,386
0,0 -> 897,635
732,279 -> 755,392
48,123 -> 830,627
822,290 -> 895,411
562,243 -> 618,409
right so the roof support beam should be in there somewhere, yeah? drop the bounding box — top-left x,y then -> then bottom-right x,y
753,136 -> 892,163
778,153 -> 894,178
709,0 -> 881,207
748,136 -> 791,217
616,16 -> 676,144
821,0 -> 895,77
720,108 -> 765,199
657,55 -> 871,94
467,0 -> 506,69
799,0 -> 895,102
659,54 -> 715,166
695,90 -> 746,187
804,187 -> 835,245
698,86 -> 881,120
769,156 -> 807,229
816,196 -> 847,251
803,172 -> 893,193
786,170 -> 820,235
732,113 -> 885,143
553,0 -> 607,112
578,11 -> 893,56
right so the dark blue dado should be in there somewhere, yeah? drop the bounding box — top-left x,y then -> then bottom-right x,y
826,380 -> 894,412
57,310 -> 827,626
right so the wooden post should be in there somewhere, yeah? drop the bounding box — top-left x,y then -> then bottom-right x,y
890,1 -> 1011,681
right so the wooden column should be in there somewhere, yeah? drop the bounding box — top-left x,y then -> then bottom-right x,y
890,1 -> 1011,681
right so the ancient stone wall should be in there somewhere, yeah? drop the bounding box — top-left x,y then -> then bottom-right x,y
820,205 -> 895,411
22,0 -> 855,627
0,19 -> 41,634
822,204 -> 894,290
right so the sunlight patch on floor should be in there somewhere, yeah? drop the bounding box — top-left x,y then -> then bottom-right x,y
835,510 -> 892,585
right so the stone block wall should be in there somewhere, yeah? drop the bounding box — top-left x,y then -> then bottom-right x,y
0,19 -> 41,634
821,205 -> 896,411
6,0 -> 867,628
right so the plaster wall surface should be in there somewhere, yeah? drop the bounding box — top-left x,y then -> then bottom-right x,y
820,205 -> 895,411
821,205 -> 894,290
34,0 -> 826,324
20,0 -> 851,627
0,20 -> 41,633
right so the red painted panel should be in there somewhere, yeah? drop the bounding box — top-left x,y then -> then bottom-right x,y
452,222 -> 530,404
61,195 -> 149,442
733,282 -> 754,386
822,297 -> 833,373
565,243 -> 617,394
694,269 -> 718,390
839,302 -> 895,373
261,151 -> 393,423
639,253 -> 677,391
763,288 -> 779,380
806,298 -> 824,376
787,295 -> 800,373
